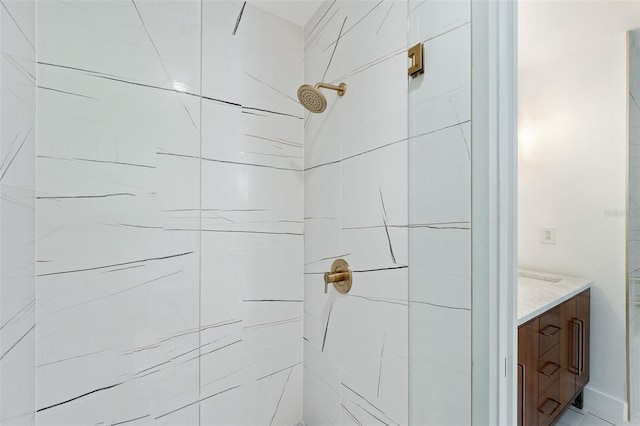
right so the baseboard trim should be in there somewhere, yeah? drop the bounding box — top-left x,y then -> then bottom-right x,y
584,386 -> 628,422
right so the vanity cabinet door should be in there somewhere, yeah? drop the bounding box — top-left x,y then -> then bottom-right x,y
518,319 -> 540,426
575,289 -> 590,391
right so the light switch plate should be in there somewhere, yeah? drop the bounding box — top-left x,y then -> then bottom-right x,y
541,227 -> 556,244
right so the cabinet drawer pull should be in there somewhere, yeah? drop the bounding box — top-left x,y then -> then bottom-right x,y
539,361 -> 560,377
539,398 -> 561,417
570,319 -> 584,375
577,319 -> 584,373
540,325 -> 561,337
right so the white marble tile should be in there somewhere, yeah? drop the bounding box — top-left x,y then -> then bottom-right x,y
318,1 -> 406,85
1,0 -> 36,424
408,0 -> 470,45
303,341 -> 342,426
407,0 -> 471,425
242,39 -> 303,120
408,124 -> 470,220
303,2 -> 409,424
240,113 -> 304,172
319,53 -> 408,141
38,0 -> 201,93
0,334 -> 36,425
200,161 -> 302,225
408,21 -> 471,114
200,2 -> 304,425
408,83 -> 470,142
35,1 -> 204,424
243,300 -> 303,351
408,303 -> 471,426
341,228 -> 408,271
25,1 -> 477,425
341,141 -> 407,230
304,3 -> 345,72
201,0 -> 243,101
240,4 -> 303,61
339,110 -> 406,160
304,164 -> 342,265
304,376 -> 341,425
409,227 -> 471,309
199,338 -> 303,426
304,113 -> 341,170
340,376 -> 404,426
304,1 -> 336,41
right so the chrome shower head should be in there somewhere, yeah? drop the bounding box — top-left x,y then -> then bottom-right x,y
297,82 -> 347,114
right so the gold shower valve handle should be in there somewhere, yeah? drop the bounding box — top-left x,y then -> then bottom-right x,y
323,259 -> 352,294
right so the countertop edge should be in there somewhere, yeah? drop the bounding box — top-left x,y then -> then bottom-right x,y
517,281 -> 592,326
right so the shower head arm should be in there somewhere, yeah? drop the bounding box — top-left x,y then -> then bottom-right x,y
315,82 -> 347,96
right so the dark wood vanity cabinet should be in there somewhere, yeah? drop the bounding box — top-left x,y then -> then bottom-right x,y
517,289 -> 590,426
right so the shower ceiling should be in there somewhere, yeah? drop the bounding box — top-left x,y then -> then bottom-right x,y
249,0 -> 323,26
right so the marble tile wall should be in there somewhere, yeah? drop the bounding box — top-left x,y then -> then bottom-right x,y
198,3 -> 303,425
36,2 -> 202,424
302,1 -> 472,424
407,1 -> 471,425
36,1 -> 302,425
302,1 -> 409,425
0,0 -> 37,424
10,0 -> 471,423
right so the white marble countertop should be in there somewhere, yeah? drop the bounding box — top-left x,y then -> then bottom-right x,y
518,269 -> 592,326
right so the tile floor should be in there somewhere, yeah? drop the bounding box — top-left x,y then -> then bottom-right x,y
556,405 -> 620,426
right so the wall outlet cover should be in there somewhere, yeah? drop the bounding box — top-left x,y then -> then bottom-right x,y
541,227 -> 557,244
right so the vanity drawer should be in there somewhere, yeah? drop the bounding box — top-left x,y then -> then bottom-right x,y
538,380 -> 562,426
538,344 -> 561,395
539,307 -> 562,356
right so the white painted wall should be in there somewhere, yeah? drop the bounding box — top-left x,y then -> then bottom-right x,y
518,0 -> 640,416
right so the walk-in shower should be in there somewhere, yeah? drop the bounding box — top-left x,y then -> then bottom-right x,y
0,0 -> 475,424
